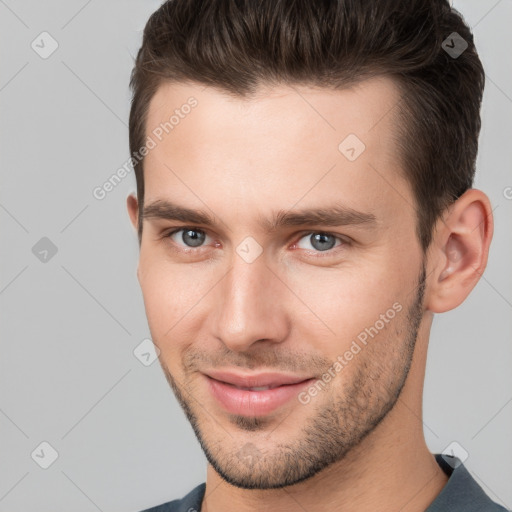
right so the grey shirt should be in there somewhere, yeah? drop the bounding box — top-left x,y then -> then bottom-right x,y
140,453 -> 509,511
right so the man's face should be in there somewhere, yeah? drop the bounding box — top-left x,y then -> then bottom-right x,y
131,77 -> 428,489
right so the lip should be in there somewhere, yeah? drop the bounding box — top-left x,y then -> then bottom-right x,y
204,369 -> 313,388
203,371 -> 315,416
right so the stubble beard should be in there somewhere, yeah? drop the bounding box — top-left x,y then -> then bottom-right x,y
160,265 -> 427,490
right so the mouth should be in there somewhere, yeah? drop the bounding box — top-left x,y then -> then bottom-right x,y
203,371 -> 316,417
203,369 -> 314,388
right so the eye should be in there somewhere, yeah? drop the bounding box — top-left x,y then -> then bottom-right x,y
294,232 -> 345,254
166,227 -> 213,249
163,227 -> 347,257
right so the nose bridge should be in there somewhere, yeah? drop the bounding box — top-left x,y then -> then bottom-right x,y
211,251 -> 288,351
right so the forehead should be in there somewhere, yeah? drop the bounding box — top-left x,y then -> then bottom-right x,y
145,77 -> 403,148
142,77 -> 411,228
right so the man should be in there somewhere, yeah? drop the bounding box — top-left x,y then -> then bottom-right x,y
126,0 -> 506,511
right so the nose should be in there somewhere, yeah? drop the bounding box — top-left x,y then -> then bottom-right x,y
210,253 -> 290,353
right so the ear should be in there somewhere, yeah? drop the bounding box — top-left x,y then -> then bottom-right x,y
127,193 -> 139,232
425,189 -> 494,313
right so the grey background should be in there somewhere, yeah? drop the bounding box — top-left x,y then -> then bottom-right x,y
0,1 -> 511,511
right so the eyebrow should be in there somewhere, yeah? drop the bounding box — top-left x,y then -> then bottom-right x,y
142,199 -> 377,232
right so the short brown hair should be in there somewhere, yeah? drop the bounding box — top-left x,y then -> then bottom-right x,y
129,0 -> 485,250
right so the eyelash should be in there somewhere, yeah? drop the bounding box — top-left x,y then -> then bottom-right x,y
162,227 -> 349,258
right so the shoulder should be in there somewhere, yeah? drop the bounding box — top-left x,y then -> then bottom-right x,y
138,482 -> 206,512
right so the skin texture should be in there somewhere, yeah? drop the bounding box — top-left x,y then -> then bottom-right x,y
127,77 -> 493,512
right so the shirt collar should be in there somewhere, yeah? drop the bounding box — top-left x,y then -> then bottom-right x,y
425,453 -> 500,511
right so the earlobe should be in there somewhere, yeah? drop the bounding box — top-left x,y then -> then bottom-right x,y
127,193 -> 139,232
425,189 -> 493,313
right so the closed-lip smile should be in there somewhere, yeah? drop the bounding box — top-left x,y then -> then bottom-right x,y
203,369 -> 316,416
203,369 -> 313,389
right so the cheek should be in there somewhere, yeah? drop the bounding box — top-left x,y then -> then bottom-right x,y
138,259 -> 191,332
138,255 -> 217,349
285,264 -> 407,347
